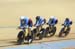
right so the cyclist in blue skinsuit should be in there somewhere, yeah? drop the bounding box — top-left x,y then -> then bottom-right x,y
63,18 -> 72,27
34,16 -> 46,27
48,16 -> 58,26
18,16 -> 33,43
19,16 -> 33,29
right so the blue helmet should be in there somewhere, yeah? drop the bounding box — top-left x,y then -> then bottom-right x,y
65,18 -> 69,21
36,16 -> 40,20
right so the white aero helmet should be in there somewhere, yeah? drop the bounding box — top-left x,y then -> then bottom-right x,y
24,16 -> 29,19
20,16 -> 25,20
69,19 -> 72,22
50,16 -> 57,19
55,17 -> 57,20
50,16 -> 55,19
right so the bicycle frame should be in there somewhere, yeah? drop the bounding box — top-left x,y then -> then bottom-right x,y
22,28 -> 31,37
48,25 -> 54,32
63,26 -> 70,32
36,25 -> 42,34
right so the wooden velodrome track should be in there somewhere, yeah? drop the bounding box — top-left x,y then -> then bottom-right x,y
0,0 -> 75,49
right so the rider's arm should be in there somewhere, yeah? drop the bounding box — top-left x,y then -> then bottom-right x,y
48,19 -> 51,25
34,20 -> 40,27
41,20 -> 44,25
39,18 -> 45,25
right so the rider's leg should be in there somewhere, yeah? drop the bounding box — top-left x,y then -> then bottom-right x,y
28,27 -> 31,36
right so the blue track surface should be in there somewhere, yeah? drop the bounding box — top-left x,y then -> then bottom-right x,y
6,40 -> 75,49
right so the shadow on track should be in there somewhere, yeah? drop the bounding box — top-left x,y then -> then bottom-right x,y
0,37 -> 75,47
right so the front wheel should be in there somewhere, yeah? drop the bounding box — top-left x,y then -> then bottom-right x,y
59,27 -> 66,37
38,28 -> 45,40
65,27 -> 70,37
17,31 -> 24,45
45,26 -> 56,37
59,27 -> 71,37
49,26 -> 56,37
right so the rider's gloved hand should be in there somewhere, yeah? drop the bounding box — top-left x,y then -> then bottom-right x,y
18,26 -> 21,29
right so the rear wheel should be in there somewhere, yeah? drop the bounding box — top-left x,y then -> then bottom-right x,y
27,35 -> 33,44
32,28 -> 37,40
28,31 -> 34,44
24,30 -> 33,44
